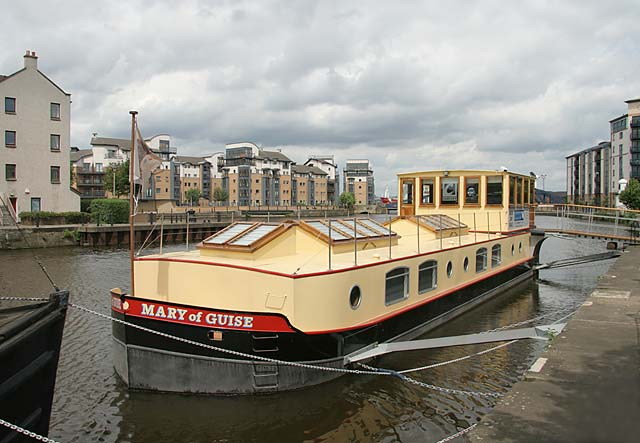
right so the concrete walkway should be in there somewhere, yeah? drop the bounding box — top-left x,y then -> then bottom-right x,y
470,245 -> 640,443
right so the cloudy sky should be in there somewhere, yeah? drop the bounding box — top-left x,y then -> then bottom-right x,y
2,0 -> 639,193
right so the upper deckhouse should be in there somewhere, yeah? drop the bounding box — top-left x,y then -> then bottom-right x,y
396,170 -> 535,232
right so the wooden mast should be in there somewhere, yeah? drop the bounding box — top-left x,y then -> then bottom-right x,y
129,110 -> 138,297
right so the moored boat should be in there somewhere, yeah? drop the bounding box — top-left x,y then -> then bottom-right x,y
111,169 -> 542,394
0,291 -> 68,441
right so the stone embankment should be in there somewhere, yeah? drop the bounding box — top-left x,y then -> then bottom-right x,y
470,245 -> 640,442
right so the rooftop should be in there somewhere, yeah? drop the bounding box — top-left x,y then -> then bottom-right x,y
70,149 -> 93,162
291,164 -> 328,176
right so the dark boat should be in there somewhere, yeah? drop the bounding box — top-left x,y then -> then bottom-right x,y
0,291 -> 68,442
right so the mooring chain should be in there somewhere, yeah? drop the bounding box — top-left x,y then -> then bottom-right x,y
67,302 -> 386,376
0,418 -> 61,443
481,304 -> 580,334
435,423 -> 478,443
357,363 -> 502,398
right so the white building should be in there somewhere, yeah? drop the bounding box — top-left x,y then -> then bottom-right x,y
0,50 -> 80,217
305,155 -> 339,204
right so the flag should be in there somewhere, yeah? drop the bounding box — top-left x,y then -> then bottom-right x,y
132,123 -> 162,201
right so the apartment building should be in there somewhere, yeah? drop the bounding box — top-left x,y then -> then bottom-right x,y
1,51 -> 80,216
343,159 -> 375,205
71,148 -> 106,200
174,156 -> 211,203
151,161 -> 180,201
304,155 -> 339,204
221,142 -> 294,206
610,99 -> 640,196
565,142 -> 610,206
291,164 -> 329,205
566,98 -> 640,207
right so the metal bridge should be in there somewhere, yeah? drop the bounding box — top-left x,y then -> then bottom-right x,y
535,204 -> 640,244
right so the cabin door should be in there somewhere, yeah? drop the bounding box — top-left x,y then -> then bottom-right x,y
400,179 -> 415,216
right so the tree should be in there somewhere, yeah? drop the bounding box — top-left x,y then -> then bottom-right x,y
212,186 -> 228,205
619,178 -> 640,210
185,188 -> 202,205
339,192 -> 355,208
104,161 -> 130,198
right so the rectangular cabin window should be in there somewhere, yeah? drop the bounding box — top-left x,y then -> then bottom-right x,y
464,177 -> 480,205
440,177 -> 459,205
420,178 -> 434,205
529,179 -> 535,204
491,244 -> 502,267
402,181 -> 413,205
476,248 -> 488,272
385,267 -> 409,305
509,176 -> 517,205
486,176 -> 503,205
418,260 -> 437,293
517,178 -> 524,205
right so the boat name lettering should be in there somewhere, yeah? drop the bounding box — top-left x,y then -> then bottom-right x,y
139,303 -> 254,329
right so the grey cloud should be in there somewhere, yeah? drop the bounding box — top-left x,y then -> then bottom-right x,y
2,0 -> 640,193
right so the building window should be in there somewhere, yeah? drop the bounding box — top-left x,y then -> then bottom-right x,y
50,166 -> 61,183
418,260 -> 437,293
30,197 -> 41,212
491,244 -> 502,267
50,103 -> 61,120
420,178 -> 434,205
464,177 -> 480,205
385,267 -> 409,305
50,134 -> 61,151
5,164 -> 17,181
476,247 -> 488,272
620,132 -> 623,140
96,163 -> 103,172
5,130 -> 16,147
4,97 -> 16,113
486,176 -> 503,205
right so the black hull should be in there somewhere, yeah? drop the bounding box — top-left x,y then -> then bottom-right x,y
0,291 -> 68,442
113,263 -> 532,394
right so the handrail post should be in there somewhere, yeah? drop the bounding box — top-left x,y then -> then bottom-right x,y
353,216 -> 357,266
416,215 -> 420,254
328,219 -> 332,270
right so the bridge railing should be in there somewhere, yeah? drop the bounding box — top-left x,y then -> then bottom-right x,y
535,204 -> 640,241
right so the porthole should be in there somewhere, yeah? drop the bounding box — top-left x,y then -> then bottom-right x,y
463,257 -> 469,272
349,285 -> 362,310
511,244 -> 515,256
446,261 -> 453,278
518,242 -> 523,253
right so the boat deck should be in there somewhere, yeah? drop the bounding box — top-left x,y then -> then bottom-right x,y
139,231 -> 506,276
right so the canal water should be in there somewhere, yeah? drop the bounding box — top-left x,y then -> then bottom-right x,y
0,216 -> 614,442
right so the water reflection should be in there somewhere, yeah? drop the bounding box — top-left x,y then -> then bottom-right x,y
0,226 -> 614,443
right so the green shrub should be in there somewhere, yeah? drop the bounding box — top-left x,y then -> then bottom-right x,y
89,199 -> 129,224
19,211 -> 90,224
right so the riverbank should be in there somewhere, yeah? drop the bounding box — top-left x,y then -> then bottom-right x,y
470,244 -> 640,442
0,207 -> 357,249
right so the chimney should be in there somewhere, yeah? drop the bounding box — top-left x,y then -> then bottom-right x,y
24,50 -> 38,70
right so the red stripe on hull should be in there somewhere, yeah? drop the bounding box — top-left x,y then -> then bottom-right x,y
111,297 -> 295,333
